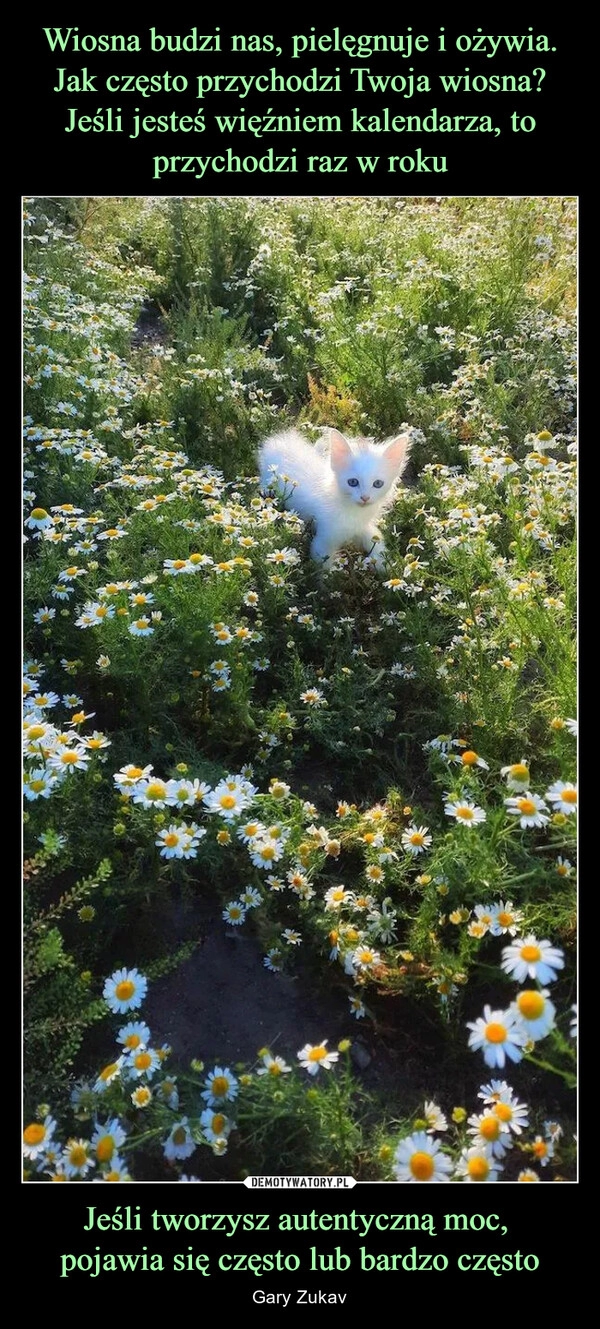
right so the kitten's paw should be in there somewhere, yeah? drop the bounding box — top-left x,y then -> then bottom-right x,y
310,536 -> 333,564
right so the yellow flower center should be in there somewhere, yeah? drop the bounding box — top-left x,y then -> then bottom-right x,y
410,833 -> 425,845
268,1063 -> 282,1076
219,794 -> 237,810
32,508 -> 48,520
308,1047 -> 327,1063
100,1062 -> 118,1081
69,1145 -> 88,1167
410,1151 -> 435,1181
456,806 -> 474,820
23,1123 -> 45,1146
115,980 -> 135,1001
173,1126 -> 187,1145
533,1140 -> 548,1158
124,1033 -> 141,1048
497,912 -> 514,928
467,1155 -> 490,1180
211,1075 -> 230,1096
28,725 -> 46,740
146,782 -> 166,800
517,798 -> 536,815
461,750 -> 479,765
165,833 -> 179,848
562,789 -> 577,804
30,779 -> 47,793
494,1102 -> 513,1123
259,845 -> 276,860
212,1113 -> 226,1132
485,1022 -> 507,1044
135,1088 -> 151,1104
510,764 -> 529,780
135,1051 -> 152,1070
479,1115 -> 501,1141
60,751 -> 80,765
517,990 -> 545,1020
96,1136 -> 115,1162
128,767 -> 144,779
173,560 -> 187,570
520,944 -> 541,963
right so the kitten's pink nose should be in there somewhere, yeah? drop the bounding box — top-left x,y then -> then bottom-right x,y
360,495 -> 371,504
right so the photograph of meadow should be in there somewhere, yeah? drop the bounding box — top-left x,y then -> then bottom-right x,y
23,195 -> 576,1182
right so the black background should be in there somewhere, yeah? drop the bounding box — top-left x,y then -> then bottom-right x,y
20,13 -> 580,1304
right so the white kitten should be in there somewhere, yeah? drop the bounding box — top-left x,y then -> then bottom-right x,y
259,427 -> 411,566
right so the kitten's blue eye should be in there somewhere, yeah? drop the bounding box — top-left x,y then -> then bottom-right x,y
347,478 -> 359,487
373,479 -> 384,489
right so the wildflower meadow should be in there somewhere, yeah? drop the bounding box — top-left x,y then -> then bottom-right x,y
23,196 -> 576,1184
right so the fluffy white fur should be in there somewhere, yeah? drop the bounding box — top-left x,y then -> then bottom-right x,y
259,427 -> 411,566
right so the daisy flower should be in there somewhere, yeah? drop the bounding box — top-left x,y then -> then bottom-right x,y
201,1067 -> 239,1106
444,799 -> 486,827
500,760 -> 531,790
200,1109 -> 233,1144
103,967 -> 148,1014
129,618 -> 154,636
510,988 -> 556,1041
501,936 -> 564,984
62,1138 -> 95,1179
423,1101 -> 447,1133
545,780 -> 577,815
94,1058 -> 124,1093
467,1111 -> 511,1159
114,763 -> 153,789
477,1082 -> 529,1135
325,885 -> 351,910
455,1146 -> 503,1183
126,1047 -> 161,1080
300,688 -> 326,707
297,1041 -> 339,1075
24,769 -> 59,800
282,929 -> 302,946
91,1119 -> 127,1165
237,820 -> 266,844
117,1021 -> 151,1052
257,1053 -> 292,1077
222,901 -> 246,926
239,886 -> 262,909
131,1086 -> 152,1109
204,780 -> 255,820
450,748 -> 489,770
163,1119 -> 197,1161
531,1135 -> 555,1167
517,1168 -> 541,1182
467,1005 -> 528,1069
249,836 -> 285,869
23,1115 -> 57,1160
505,792 -> 549,829
393,1131 -> 453,1182
263,948 -> 283,972
348,995 -> 367,1019
352,944 -> 381,972
26,507 -> 53,531
488,900 -> 523,936
402,825 -> 432,855
132,778 -> 171,808
155,826 -> 189,859
49,746 -> 90,775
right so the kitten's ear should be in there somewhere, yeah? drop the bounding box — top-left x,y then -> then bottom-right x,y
329,429 -> 353,473
383,433 -> 411,475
